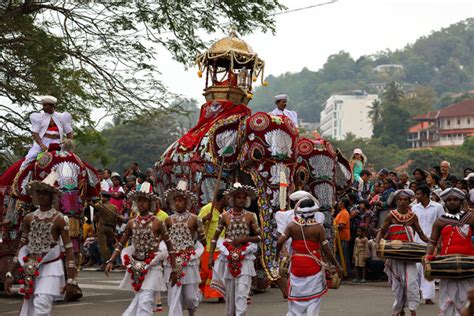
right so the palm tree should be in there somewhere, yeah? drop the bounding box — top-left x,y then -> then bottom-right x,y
382,81 -> 404,103
368,99 -> 382,126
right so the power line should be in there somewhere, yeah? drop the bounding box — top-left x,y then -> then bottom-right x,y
273,0 -> 338,16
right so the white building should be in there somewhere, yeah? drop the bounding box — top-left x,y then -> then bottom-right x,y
407,99 -> 474,148
319,91 -> 378,140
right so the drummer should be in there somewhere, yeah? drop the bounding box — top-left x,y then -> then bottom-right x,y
376,189 -> 429,316
425,187 -> 474,316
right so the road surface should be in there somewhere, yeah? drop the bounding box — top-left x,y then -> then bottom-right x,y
0,270 -> 439,315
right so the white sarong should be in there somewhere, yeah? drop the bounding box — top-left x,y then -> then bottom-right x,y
439,278 -> 474,316
287,271 -> 327,316
384,259 -> 420,313
164,242 -> 204,316
212,240 -> 257,316
416,262 -> 435,300
18,245 -> 65,316
119,245 -> 168,316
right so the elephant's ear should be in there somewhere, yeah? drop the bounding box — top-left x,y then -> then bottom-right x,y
335,149 -> 352,192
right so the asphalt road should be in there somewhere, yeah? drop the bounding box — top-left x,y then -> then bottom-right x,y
0,270 -> 439,316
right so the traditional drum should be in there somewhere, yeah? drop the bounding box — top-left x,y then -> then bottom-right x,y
423,254 -> 474,280
378,239 -> 426,262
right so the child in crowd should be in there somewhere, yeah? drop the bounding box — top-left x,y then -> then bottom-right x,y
353,226 -> 369,283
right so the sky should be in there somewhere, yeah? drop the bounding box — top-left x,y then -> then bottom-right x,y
155,0 -> 474,104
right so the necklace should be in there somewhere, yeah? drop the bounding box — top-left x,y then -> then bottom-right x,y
34,208 -> 57,220
293,216 -> 318,226
136,214 -> 153,225
391,209 -> 415,223
175,211 -> 190,222
444,211 -> 465,221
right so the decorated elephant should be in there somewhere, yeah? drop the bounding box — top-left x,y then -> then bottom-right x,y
0,142 -> 100,290
156,31 -> 352,282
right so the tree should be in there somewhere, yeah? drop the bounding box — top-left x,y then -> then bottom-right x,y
368,99 -> 383,137
382,81 -> 404,103
0,1 -> 284,155
379,102 -> 411,148
401,85 -> 438,116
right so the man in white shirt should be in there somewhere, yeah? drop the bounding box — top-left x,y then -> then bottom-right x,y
412,184 -> 445,305
20,95 -> 73,170
269,94 -> 298,127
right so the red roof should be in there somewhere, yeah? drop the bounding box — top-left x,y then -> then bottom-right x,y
439,99 -> 474,118
439,128 -> 474,135
413,111 -> 439,121
408,122 -> 428,133
413,99 -> 474,120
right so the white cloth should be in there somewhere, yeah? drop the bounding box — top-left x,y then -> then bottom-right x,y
119,245 -> 168,292
439,278 -> 474,316
416,263 -> 435,300
164,242 -> 203,315
384,259 -> 420,313
412,201 -> 445,245
18,244 -> 65,316
287,296 -> 322,316
164,241 -> 204,285
167,283 -> 201,316
269,108 -> 298,126
213,241 -> 257,316
213,241 -> 257,280
224,276 -> 252,316
21,138 -> 61,169
30,112 -> 72,141
123,289 -> 155,316
287,271 -> 327,316
100,179 -> 110,192
20,293 -> 55,316
275,210 -> 325,235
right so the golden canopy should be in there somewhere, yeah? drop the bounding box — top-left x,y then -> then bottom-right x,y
196,30 -> 265,84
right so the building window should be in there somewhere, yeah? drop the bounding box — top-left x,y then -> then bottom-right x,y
469,118 -> 471,124
447,120 -> 450,126
457,119 -> 461,125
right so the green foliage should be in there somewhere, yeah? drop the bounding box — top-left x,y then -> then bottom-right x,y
1,1 -> 284,155
331,137 -> 473,175
75,100 -> 200,172
407,139 -> 474,175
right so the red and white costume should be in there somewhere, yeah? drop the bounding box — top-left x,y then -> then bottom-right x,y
383,210 -> 420,314
436,211 -> 474,316
287,239 -> 327,316
21,109 -> 72,170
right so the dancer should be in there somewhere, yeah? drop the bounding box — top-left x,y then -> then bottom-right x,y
164,181 -> 206,316
276,195 -> 342,316
105,186 -> 177,316
4,172 -> 77,315
376,189 -> 429,316
425,187 -> 474,315
208,183 -> 261,316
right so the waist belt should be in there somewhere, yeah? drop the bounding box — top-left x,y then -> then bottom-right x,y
44,133 -> 60,139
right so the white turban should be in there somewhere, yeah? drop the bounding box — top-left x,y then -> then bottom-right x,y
464,172 -> 474,181
440,187 -> 466,201
38,95 -> 58,105
388,189 -> 415,205
275,94 -> 288,102
289,190 -> 312,202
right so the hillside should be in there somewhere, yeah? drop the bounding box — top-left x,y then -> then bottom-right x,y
250,18 -> 474,123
